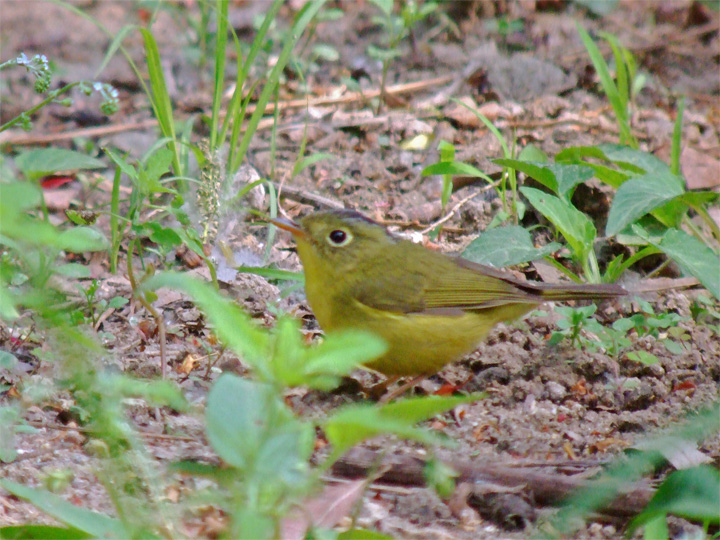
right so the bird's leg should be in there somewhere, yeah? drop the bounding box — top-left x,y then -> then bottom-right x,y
378,374 -> 427,404
367,375 -> 399,401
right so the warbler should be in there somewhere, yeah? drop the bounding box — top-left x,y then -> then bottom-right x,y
272,210 -> 625,377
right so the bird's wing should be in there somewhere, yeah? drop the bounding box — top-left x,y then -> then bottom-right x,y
421,257 -> 540,311
349,245 -> 537,315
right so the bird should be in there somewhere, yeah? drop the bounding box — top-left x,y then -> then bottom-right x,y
272,209 -> 626,384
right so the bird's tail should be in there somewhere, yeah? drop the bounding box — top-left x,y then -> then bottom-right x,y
533,281 -> 627,301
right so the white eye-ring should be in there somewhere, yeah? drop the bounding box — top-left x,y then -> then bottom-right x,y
326,228 -> 353,247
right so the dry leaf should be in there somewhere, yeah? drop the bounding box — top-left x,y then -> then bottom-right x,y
280,480 -> 366,540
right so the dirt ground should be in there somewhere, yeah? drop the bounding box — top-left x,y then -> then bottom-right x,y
1,1 -> 719,538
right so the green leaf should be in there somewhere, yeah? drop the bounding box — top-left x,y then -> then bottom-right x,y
108,297 -> 129,309
142,223 -> 182,249
630,465 -> 720,529
300,330 -> 387,389
605,171 -> 685,236
422,161 -> 491,182
0,350 -> 18,370
0,479 -> 128,538
205,375 -> 312,484
56,227 -> 109,253
141,272 -> 269,368
324,394 -> 484,458
517,144 -> 548,163
594,144 -> 673,177
643,228 -> 720,300
495,160 -> 594,199
520,187 -> 596,263
641,515 -> 669,540
626,351 -> 659,365
424,458 -> 458,499
55,264 -> 91,278
15,149 -> 104,181
0,287 -> 19,321
139,28 -> 179,175
292,152 -> 334,177
462,225 -> 561,268
143,148 -> 174,184
236,266 -> 304,283
0,182 -> 43,214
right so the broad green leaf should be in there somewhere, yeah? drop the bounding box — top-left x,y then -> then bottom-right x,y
556,144 -> 673,186
644,228 -> 720,300
15,149 -> 104,181
517,144 -> 548,162
55,263 -> 91,278
0,182 -> 42,214
108,297 -> 129,309
141,272 -> 269,367
641,515 -> 669,540
0,405 -> 19,462
606,171 -> 685,236
301,330 -> 387,389
0,479 -> 128,538
494,160 -> 594,199
142,223 -> 182,249
0,287 -> 19,321
596,144 -> 673,178
206,375 -> 312,485
325,394 -> 484,457
626,351 -> 659,365
0,350 -> 18,370
520,187 -> 596,263
630,465 -> 720,528
677,191 -> 719,207
57,227 -> 109,253
105,148 -> 137,182
143,148 -> 174,184
494,159 -> 557,192
462,225 -> 561,268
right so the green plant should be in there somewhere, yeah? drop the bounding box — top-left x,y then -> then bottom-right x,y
422,99 -> 524,227
0,53 -> 118,133
71,279 -> 129,329
367,0 -> 438,110
548,304 -> 605,349
133,272 -> 483,538
576,25 -> 646,148
548,402 -> 720,538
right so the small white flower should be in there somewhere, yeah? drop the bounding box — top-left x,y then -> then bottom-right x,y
16,53 -> 29,65
93,82 -> 103,91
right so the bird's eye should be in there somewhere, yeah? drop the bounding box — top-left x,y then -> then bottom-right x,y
327,229 -> 352,247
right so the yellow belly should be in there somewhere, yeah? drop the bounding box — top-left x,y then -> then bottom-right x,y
316,298 -> 535,377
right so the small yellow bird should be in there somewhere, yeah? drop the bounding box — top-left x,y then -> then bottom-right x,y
272,210 -> 626,378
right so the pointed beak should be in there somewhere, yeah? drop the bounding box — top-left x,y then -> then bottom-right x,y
270,217 -> 306,239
